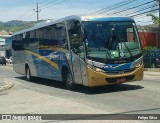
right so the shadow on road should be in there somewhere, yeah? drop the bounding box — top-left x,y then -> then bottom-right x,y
15,76 -> 144,95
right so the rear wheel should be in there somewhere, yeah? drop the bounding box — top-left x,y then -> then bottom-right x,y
62,69 -> 75,90
25,66 -> 32,81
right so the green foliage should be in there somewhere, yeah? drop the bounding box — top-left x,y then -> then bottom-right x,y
143,46 -> 159,51
0,21 -> 37,33
147,14 -> 159,24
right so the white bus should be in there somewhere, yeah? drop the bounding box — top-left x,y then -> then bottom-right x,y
12,15 -> 143,90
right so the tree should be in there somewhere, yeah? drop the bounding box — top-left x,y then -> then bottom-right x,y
147,14 -> 159,24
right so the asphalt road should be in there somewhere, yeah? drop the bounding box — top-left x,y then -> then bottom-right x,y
0,64 -> 160,123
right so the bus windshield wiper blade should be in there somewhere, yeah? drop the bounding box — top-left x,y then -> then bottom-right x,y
122,42 -> 134,61
105,49 -> 111,62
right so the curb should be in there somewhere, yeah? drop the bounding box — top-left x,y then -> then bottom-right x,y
0,79 -> 14,92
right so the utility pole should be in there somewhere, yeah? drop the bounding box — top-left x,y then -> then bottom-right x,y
33,3 -> 41,22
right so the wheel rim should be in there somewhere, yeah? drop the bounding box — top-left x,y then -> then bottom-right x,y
66,74 -> 72,87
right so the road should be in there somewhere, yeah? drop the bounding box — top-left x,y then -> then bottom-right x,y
0,64 -> 160,122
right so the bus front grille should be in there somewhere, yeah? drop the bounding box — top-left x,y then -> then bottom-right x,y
105,69 -> 135,75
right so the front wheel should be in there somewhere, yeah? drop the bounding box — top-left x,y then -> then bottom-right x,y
25,66 -> 32,81
63,70 -> 75,90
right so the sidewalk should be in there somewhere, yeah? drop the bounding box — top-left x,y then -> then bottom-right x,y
0,78 -> 14,92
144,68 -> 160,72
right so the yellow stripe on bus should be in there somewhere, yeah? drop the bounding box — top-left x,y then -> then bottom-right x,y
25,50 -> 59,70
113,63 -> 125,69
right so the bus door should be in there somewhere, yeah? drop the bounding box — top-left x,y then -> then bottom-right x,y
67,19 -> 85,85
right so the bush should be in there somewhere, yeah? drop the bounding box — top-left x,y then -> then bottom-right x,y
143,46 -> 159,51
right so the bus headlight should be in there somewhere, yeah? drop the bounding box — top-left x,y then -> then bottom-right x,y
88,64 -> 105,72
130,56 -> 143,69
95,68 -> 105,72
135,62 -> 141,68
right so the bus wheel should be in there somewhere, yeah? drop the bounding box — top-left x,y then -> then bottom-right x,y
63,70 -> 75,90
25,66 -> 32,81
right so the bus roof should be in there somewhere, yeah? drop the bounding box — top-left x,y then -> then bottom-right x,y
13,15 -> 134,36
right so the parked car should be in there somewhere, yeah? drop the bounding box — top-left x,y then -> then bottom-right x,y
143,50 -> 160,68
6,57 -> 12,64
0,56 -> 6,65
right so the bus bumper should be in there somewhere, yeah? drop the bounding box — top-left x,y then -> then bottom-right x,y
86,65 -> 144,87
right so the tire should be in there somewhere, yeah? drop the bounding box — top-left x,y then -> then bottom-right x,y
63,70 -> 75,90
151,63 -> 156,68
25,66 -> 32,81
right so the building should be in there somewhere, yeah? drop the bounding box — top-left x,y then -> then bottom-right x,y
0,30 -> 12,57
137,24 -> 160,49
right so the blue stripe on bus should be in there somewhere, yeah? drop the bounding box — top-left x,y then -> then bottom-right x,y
102,62 -> 132,71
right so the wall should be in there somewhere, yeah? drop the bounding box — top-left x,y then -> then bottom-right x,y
138,26 -> 159,48
138,32 -> 157,48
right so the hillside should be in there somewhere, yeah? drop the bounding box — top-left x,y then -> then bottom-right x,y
0,20 -> 38,33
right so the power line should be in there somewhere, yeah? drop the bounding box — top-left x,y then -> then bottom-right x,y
41,0 -> 66,10
90,0 -> 137,14
131,8 -> 159,17
107,0 -> 155,15
126,4 -> 158,16
22,13 -> 36,21
39,0 -> 58,8
38,0 -> 52,4
99,0 -> 139,15
15,5 -> 35,20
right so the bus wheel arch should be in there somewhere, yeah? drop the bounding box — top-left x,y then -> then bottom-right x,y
25,64 -> 32,81
61,66 -> 75,90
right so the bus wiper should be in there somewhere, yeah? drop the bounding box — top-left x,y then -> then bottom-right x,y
122,42 -> 134,61
117,30 -> 134,61
105,49 -> 111,63
105,28 -> 114,62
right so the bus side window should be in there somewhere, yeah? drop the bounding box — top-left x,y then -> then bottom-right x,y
12,34 -> 24,51
54,22 -> 68,49
67,20 -> 83,54
67,20 -> 84,59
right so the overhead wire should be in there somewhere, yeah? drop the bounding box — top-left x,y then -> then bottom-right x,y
107,0 -> 155,15
15,5 -> 35,20
39,0 -> 59,8
126,4 -> 158,16
131,8 -> 159,17
41,0 -> 67,10
91,0 -> 138,14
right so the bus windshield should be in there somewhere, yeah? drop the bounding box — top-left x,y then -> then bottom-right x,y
83,21 -> 141,63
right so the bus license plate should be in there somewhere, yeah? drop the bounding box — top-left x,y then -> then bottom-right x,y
117,78 -> 126,83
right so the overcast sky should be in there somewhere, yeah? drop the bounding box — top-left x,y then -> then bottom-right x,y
0,0 -> 157,25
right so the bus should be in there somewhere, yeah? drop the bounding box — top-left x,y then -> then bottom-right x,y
12,15 -> 144,90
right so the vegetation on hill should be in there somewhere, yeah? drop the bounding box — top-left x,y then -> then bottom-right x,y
0,20 -> 38,33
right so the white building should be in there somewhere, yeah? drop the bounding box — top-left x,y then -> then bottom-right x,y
0,30 -> 12,57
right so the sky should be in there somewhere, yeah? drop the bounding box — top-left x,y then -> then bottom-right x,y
0,0 -> 158,25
